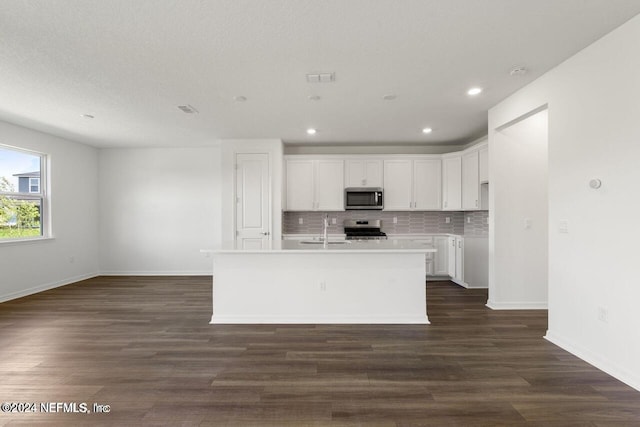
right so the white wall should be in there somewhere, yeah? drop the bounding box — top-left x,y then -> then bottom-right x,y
489,14 -> 640,391
488,109 -> 548,309
0,121 -> 99,302
98,146 -> 221,274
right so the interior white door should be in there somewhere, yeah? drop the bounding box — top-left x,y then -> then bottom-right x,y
235,153 -> 270,248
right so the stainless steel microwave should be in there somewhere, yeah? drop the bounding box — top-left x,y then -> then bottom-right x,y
345,187 -> 384,210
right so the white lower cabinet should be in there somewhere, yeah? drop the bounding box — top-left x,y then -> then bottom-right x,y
433,236 -> 450,276
447,235 -> 464,285
412,237 -> 435,276
414,235 -> 464,284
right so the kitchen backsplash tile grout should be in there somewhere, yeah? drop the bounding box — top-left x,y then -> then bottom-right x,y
283,211 -> 472,235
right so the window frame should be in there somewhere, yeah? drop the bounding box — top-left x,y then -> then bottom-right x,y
0,144 -> 49,242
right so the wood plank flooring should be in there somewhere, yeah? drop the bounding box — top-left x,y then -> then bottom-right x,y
1,276 -> 639,426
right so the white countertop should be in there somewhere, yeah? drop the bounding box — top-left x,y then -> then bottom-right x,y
204,239 -> 437,254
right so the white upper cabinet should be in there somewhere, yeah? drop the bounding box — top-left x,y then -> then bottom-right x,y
462,150 -> 480,210
345,159 -> 383,188
285,159 -> 315,211
479,146 -> 489,183
384,158 -> 441,210
383,159 -> 413,210
316,160 -> 345,210
442,155 -> 462,210
413,159 -> 442,210
285,158 -> 344,211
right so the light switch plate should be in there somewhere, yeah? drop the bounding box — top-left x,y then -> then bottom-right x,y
559,219 -> 569,233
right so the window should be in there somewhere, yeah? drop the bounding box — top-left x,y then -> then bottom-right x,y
0,145 -> 48,241
29,177 -> 40,193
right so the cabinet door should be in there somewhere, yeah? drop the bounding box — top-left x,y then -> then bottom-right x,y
433,236 -> 449,276
413,159 -> 442,210
442,156 -> 462,210
286,160 -> 315,211
345,159 -> 383,187
447,236 -> 457,277
316,160 -> 345,210
455,237 -> 464,282
364,160 -> 383,187
479,146 -> 488,183
383,160 -> 413,210
462,151 -> 480,210
345,160 -> 366,187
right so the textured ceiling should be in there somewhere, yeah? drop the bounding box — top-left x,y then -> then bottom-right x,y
1,0 -> 639,148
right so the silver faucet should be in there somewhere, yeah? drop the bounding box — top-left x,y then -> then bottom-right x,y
322,213 -> 329,248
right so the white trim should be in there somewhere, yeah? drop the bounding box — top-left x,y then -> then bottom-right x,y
0,236 -> 55,246
485,300 -> 548,310
211,315 -> 430,324
99,270 -> 212,276
0,272 -> 98,303
545,330 -> 640,392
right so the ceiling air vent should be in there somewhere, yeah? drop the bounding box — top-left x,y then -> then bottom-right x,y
306,72 -> 335,83
177,104 -> 199,114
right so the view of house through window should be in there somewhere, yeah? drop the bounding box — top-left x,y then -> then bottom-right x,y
0,145 -> 46,240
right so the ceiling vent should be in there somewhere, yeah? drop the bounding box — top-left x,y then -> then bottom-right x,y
177,104 -> 199,114
510,66 -> 528,76
306,72 -> 335,83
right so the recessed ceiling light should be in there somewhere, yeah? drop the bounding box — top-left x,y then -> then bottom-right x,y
306,128 -> 317,135
467,87 -> 483,96
422,127 -> 433,134
382,94 -> 397,101
234,96 -> 247,102
81,114 -> 94,119
308,95 -> 321,101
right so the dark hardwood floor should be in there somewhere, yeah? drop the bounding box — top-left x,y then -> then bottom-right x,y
1,277 -> 639,426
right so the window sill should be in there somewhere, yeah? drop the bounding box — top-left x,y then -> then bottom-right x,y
0,236 -> 55,247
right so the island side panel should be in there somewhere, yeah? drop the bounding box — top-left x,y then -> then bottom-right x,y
211,251 -> 428,324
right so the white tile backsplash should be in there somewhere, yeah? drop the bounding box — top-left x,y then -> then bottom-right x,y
464,211 -> 489,235
283,211 -> 465,235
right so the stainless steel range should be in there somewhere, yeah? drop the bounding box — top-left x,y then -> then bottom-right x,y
343,219 -> 388,240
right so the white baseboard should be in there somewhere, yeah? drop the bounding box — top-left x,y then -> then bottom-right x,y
0,272 -> 99,303
545,330 -> 640,392
98,270 -> 212,276
486,299 -> 548,310
211,314 -> 430,324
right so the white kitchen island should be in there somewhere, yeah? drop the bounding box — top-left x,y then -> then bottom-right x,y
206,239 -> 436,324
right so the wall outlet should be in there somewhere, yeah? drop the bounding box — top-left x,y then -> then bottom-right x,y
467,216 -> 471,224
331,218 -> 336,225
298,217 -> 303,225
597,306 -> 608,323
393,216 -> 397,224
445,217 -> 451,224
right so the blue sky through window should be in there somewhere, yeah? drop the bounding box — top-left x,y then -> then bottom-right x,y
0,147 -> 41,192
